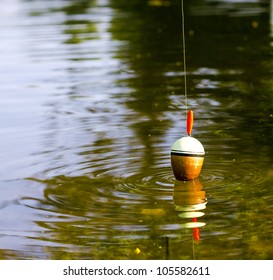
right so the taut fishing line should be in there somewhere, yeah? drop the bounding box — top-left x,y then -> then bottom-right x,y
181,0 -> 188,116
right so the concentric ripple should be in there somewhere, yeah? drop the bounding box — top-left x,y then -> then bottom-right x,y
200,160 -> 268,189
114,168 -> 175,191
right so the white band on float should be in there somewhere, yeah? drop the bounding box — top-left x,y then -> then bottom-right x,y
171,136 -> 205,154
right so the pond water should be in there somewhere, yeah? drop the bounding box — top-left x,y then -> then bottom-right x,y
0,0 -> 273,260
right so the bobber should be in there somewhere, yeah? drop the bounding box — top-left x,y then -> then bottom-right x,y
171,110 -> 205,181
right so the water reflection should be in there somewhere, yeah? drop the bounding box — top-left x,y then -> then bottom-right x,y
173,179 -> 206,241
19,175 -> 209,259
1,0 -> 273,260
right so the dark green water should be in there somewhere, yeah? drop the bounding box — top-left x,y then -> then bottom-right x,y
0,0 -> 273,259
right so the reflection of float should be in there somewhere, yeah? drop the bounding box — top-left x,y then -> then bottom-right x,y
173,179 -> 206,241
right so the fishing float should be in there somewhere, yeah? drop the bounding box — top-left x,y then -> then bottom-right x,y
171,110 -> 205,181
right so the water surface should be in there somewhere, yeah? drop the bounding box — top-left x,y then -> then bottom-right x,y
0,0 -> 273,259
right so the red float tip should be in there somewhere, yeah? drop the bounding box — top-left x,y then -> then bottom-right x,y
187,110 -> 194,136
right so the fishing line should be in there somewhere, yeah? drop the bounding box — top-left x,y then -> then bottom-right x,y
181,0 -> 188,115
192,235 -> 196,260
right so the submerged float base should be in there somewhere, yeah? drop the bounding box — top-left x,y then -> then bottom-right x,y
171,154 -> 204,181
